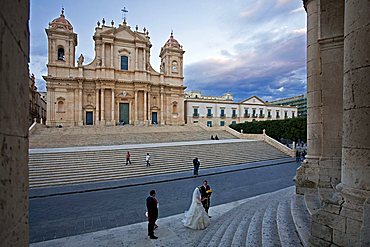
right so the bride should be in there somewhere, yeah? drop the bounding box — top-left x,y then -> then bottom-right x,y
183,187 -> 210,230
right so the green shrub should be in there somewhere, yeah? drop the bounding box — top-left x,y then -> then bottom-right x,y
230,118 -> 307,142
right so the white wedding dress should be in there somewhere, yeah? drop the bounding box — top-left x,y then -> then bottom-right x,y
183,187 -> 210,230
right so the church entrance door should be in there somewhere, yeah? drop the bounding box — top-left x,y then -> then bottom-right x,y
86,111 -> 93,125
119,103 -> 129,124
152,112 -> 158,124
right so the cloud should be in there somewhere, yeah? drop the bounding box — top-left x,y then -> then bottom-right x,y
184,30 -> 306,101
30,54 -> 47,92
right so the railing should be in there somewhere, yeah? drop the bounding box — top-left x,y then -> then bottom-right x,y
252,114 -> 257,118
193,113 -> 199,118
207,114 -> 213,118
220,114 -> 226,118
232,114 -> 237,118
244,114 -> 250,118
259,114 -> 265,118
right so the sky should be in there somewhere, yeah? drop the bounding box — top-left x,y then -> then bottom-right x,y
30,0 -> 307,102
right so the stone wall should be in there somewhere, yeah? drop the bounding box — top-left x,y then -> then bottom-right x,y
0,0 -> 29,246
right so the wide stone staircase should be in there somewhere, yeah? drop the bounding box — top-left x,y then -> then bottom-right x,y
189,186 -> 315,247
29,140 -> 289,188
29,125 -> 236,148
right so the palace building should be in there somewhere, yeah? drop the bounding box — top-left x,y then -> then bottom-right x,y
185,91 -> 298,127
44,9 -> 185,126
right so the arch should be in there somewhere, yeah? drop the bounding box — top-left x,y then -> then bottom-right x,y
57,47 -> 65,61
172,60 -> 178,72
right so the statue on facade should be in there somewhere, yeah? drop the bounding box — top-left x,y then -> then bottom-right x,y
77,54 -> 84,66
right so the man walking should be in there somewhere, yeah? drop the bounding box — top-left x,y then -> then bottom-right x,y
146,153 -> 151,167
125,151 -> 132,165
146,190 -> 158,239
193,157 -> 200,176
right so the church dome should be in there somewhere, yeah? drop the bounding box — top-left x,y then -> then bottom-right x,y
49,8 -> 73,32
165,31 -> 181,48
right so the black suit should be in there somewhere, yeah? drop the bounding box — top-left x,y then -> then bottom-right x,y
199,185 -> 211,213
146,196 -> 158,237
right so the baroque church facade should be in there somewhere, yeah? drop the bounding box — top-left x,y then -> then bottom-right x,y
45,10 -> 185,126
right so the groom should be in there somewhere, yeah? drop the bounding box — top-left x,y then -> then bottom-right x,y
146,190 -> 158,239
200,180 -> 212,217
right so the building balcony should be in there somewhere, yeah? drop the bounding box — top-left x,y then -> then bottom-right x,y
193,113 -> 199,118
244,114 -> 250,118
252,114 -> 257,118
232,114 -> 237,118
259,114 -> 265,118
267,115 -> 272,119
220,114 -> 226,119
207,114 -> 213,118
276,115 -> 280,119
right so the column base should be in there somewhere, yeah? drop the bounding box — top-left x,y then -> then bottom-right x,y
295,157 -> 320,195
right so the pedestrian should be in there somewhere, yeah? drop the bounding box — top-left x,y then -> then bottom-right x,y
193,157 -> 200,176
146,153 -> 151,167
215,135 -> 219,140
126,151 -> 132,165
146,190 -> 158,239
211,135 -> 214,140
199,180 -> 212,217
296,150 -> 300,162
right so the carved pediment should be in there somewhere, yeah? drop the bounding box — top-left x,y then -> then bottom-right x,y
116,91 -> 132,98
57,96 -> 65,101
84,104 -> 95,109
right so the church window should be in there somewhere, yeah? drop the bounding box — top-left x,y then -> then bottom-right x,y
57,101 -> 64,112
120,56 -> 128,70
57,47 -> 65,61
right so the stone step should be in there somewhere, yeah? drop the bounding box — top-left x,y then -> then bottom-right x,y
262,199 -> 282,247
30,125 -> 237,148
276,196 -> 303,247
216,205 -> 245,247
245,205 -> 266,246
303,189 -> 321,216
291,194 -> 311,247
196,208 -> 238,247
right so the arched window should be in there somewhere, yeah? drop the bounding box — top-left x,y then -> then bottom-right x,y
57,101 -> 64,112
121,55 -> 128,70
172,61 -> 178,72
57,47 -> 65,61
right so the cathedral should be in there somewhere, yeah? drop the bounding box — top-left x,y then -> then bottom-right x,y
44,9 -> 185,126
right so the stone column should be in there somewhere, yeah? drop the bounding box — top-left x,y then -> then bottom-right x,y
0,0 -> 29,245
316,0 -> 344,188
111,89 -> 115,124
101,88 -> 105,124
147,91 -> 151,124
134,90 -> 138,124
295,0 -> 321,194
144,90 -> 147,122
110,44 -> 114,68
102,43 -> 105,67
46,86 -> 52,125
336,1 -> 370,246
160,88 -> 164,125
78,84 -> 83,126
95,88 -> 99,124
143,49 -> 146,71
135,48 -> 138,70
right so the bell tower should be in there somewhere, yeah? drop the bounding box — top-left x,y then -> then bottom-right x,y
159,31 -> 185,77
45,8 -> 77,67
